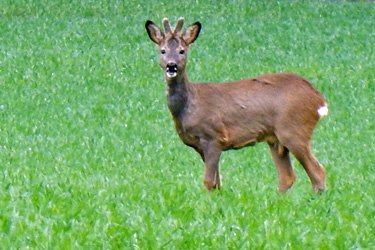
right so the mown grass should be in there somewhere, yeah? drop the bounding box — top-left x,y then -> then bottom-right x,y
0,0 -> 374,249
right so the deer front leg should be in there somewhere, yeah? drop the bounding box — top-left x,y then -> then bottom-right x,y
202,143 -> 222,191
193,147 -> 205,162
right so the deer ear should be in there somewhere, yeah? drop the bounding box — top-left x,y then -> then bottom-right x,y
183,22 -> 201,45
145,20 -> 165,44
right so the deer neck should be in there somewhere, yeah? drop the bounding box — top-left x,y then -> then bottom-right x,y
166,71 -> 191,118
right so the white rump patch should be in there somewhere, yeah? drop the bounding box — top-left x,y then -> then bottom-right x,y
317,104 -> 329,118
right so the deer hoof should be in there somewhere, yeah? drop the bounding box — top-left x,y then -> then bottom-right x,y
313,183 -> 325,193
278,178 -> 295,193
204,180 -> 218,191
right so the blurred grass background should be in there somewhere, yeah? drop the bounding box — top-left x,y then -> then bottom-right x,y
0,0 -> 374,249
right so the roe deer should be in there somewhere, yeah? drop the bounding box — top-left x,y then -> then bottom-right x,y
145,17 -> 328,192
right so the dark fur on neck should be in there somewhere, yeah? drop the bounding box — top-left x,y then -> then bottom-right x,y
166,76 -> 189,118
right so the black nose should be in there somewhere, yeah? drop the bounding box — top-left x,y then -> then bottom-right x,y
166,63 -> 178,73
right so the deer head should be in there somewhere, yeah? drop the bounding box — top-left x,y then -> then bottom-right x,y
145,17 -> 201,80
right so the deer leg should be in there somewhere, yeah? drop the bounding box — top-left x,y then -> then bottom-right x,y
193,147 -> 205,162
287,142 -> 326,192
202,144 -> 222,191
268,143 -> 296,192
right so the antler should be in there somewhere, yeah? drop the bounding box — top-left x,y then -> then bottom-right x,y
173,17 -> 185,35
162,17 -> 185,36
162,18 -> 172,34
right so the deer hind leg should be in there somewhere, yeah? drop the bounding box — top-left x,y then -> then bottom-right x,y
268,143 -> 296,192
282,138 -> 326,192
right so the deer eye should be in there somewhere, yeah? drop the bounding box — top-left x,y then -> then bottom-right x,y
161,49 -> 166,54
179,50 -> 185,55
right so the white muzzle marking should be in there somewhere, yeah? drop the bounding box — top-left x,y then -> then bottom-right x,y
166,71 -> 177,78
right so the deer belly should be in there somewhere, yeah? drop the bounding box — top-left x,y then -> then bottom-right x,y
231,139 -> 257,149
223,125 -> 271,150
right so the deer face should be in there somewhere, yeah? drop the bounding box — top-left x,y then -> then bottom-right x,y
145,18 -> 201,79
159,37 -> 187,79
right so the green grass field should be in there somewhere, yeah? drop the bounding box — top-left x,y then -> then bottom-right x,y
0,0 -> 375,249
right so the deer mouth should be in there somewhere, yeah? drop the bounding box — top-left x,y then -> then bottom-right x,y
165,64 -> 178,78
